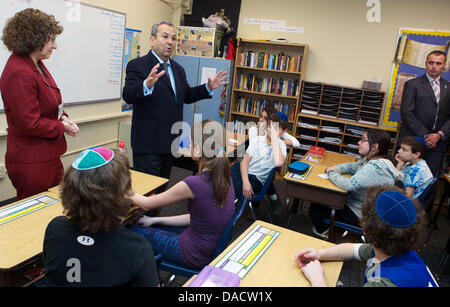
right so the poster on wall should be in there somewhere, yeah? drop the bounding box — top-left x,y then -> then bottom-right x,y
381,28 -> 450,129
122,28 -> 142,112
176,26 -> 215,57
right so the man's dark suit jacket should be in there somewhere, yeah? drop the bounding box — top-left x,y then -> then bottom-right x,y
399,74 -> 450,154
122,51 -> 211,154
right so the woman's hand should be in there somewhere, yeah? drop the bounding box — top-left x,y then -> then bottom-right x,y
62,117 -> 79,137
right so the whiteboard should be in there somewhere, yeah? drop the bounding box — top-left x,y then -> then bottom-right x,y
0,0 -> 126,111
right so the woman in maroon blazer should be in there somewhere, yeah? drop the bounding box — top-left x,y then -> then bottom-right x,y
0,9 -> 79,200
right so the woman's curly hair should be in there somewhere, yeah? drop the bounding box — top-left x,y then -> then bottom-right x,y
2,8 -> 63,55
360,185 -> 426,256
60,150 -> 133,233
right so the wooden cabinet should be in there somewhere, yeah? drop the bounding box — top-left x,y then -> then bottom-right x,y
292,113 -> 398,162
299,81 -> 385,126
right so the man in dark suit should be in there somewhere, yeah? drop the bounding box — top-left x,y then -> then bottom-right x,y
399,50 -> 450,178
123,21 -> 228,180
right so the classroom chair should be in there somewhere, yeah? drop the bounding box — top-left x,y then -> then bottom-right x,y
436,235 -> 450,280
321,218 -> 365,243
244,167 -> 279,223
418,177 -> 437,206
158,197 -> 248,285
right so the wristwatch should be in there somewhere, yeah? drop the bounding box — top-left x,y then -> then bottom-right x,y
438,131 -> 445,140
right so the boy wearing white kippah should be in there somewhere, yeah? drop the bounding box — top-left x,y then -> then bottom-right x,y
294,185 -> 438,287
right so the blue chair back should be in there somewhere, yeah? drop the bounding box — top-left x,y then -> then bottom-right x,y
159,197 -> 248,278
322,218 -> 364,235
418,177 -> 437,204
251,168 -> 278,202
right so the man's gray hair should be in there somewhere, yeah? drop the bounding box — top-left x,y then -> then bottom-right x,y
151,21 -> 174,37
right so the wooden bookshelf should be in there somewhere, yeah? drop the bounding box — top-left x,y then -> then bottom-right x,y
228,39 -> 310,136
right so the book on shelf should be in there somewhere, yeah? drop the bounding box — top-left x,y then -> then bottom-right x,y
236,73 -> 299,97
234,97 -> 295,120
303,146 -> 325,163
240,50 -> 303,72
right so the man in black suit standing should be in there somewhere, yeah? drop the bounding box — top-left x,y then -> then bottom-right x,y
399,50 -> 450,178
123,21 -> 228,180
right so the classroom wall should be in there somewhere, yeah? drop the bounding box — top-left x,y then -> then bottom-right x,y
1,0 -> 450,202
237,0 -> 450,90
0,0 -> 174,202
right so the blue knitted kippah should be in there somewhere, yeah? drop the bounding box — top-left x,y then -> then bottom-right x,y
413,136 -> 427,147
276,111 -> 288,122
376,190 -> 417,228
72,147 -> 114,170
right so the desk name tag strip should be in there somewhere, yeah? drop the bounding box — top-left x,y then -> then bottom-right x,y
214,225 -> 280,279
0,195 -> 60,225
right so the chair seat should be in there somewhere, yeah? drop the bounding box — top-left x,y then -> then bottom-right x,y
159,260 -> 200,278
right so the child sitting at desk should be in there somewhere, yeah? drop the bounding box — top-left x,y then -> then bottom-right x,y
248,107 -> 299,214
295,185 -> 438,287
128,120 -> 235,269
309,129 -> 402,239
43,148 -> 159,287
231,113 -> 288,216
395,136 -> 434,199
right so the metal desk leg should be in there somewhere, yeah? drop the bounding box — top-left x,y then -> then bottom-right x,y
424,185 -> 449,246
286,198 -> 301,228
329,208 -> 336,242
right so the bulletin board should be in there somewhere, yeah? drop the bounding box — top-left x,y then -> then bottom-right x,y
176,26 -> 215,58
381,28 -> 450,129
0,0 -> 126,112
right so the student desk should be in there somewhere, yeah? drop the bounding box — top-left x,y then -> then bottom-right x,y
184,220 -> 343,287
178,131 -> 248,157
0,170 -> 168,286
283,152 -> 356,241
47,170 -> 168,197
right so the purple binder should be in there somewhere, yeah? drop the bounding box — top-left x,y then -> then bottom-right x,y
188,265 -> 240,287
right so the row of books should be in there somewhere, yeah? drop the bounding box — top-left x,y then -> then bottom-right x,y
233,97 -> 295,121
236,73 -> 300,97
239,51 -> 302,72
231,120 -> 247,134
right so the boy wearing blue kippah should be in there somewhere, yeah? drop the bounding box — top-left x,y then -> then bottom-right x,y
395,136 -> 434,199
295,185 -> 438,287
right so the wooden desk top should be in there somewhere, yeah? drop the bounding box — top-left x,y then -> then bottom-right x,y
1,170 -> 167,271
0,191 -> 64,270
179,132 -> 248,157
284,152 -> 355,193
48,170 -> 168,196
185,220 -> 343,287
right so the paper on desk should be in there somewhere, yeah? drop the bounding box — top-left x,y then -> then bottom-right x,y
318,173 -> 329,179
